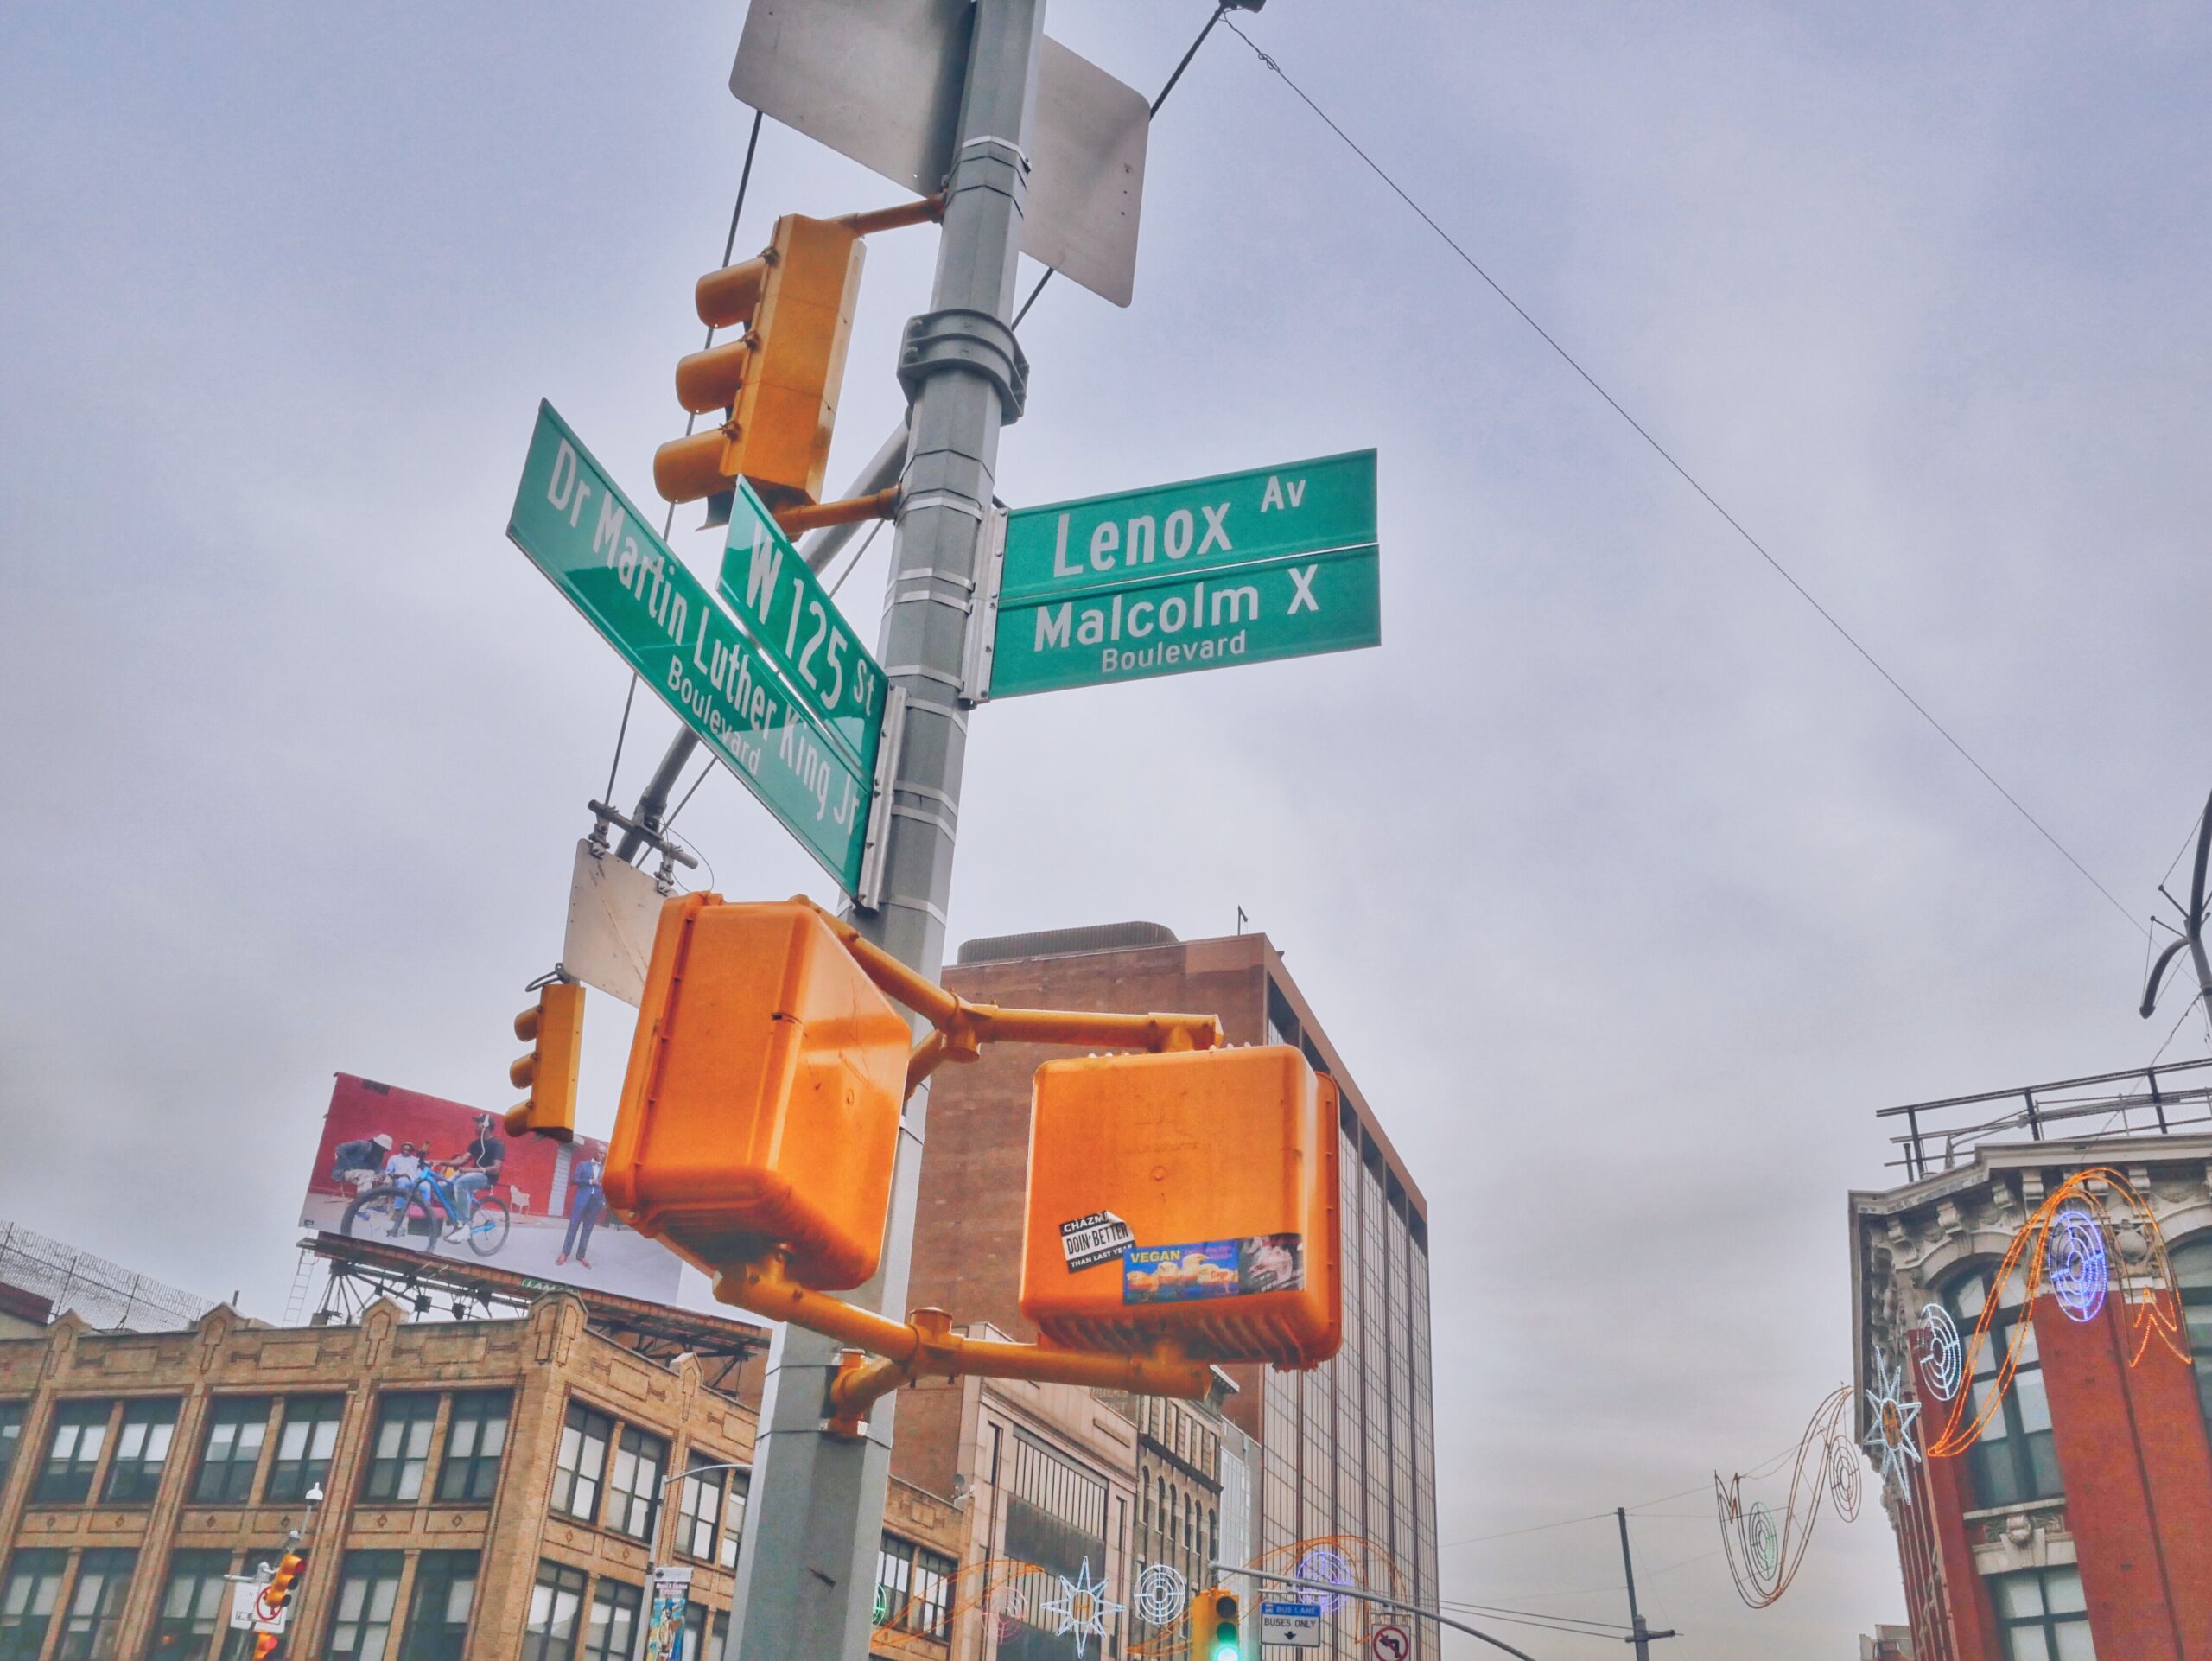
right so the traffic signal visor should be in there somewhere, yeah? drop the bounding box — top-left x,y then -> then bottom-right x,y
505,981 -> 582,1141
264,1550 -> 304,1606
605,895 -> 912,1290
655,213 -> 866,512
1021,1046 -> 1342,1367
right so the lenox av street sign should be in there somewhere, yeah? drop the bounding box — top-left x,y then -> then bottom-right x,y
975,449 -> 1380,699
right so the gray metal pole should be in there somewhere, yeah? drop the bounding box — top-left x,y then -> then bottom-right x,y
725,3 -> 1046,1656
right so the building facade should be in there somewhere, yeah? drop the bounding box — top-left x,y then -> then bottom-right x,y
0,1294 -> 971,1661
904,923 -> 1440,1658
1851,1105 -> 2212,1661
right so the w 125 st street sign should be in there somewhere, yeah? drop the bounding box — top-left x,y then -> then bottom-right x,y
975,449 -> 1380,700
507,401 -> 884,898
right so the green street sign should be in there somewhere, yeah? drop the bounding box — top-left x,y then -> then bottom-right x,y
507,400 -> 877,897
716,484 -> 886,775
982,449 -> 1380,699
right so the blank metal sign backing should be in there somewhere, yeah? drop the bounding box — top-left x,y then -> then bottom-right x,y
731,0 -> 1148,307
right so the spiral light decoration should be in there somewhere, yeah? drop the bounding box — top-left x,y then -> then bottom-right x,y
1714,1385 -> 1861,1608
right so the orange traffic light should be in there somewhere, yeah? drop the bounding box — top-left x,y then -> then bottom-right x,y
1185,1589 -> 1242,1661
250,1547 -> 307,1659
1020,1047 -> 1342,1367
605,895 -> 912,1290
654,213 -> 866,513
505,980 -> 583,1141
264,1550 -> 305,1606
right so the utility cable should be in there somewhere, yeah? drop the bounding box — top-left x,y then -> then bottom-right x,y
1219,15 -> 2143,940
1012,2 -> 1233,331
602,109 -> 766,820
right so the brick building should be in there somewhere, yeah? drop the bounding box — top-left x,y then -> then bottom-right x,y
0,1291 -> 970,1661
1851,1059 -> 2212,1661
900,923 -> 1439,1658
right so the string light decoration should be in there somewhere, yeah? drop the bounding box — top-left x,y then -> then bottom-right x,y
2050,1206 -> 2110,1322
1861,1346 -> 1924,1503
1923,1168 -> 2186,1465
1133,1565 -> 1189,1627
1714,1385 -> 1861,1608
1039,1560 -> 1122,1659
1914,1301 -> 1964,1402
1294,1547 -> 1355,1614
871,1557 -> 1045,1654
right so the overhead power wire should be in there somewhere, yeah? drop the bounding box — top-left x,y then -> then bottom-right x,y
1219,15 -> 2143,940
600,109 -> 767,815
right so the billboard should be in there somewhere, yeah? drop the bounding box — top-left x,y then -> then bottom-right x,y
299,1072 -> 683,1307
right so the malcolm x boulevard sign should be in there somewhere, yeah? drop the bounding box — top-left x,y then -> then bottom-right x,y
977,449 -> 1380,699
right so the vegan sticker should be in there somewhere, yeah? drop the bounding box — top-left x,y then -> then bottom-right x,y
1122,1234 -> 1303,1304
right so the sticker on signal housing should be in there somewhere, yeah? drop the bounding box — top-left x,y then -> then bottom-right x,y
1060,1211 -> 1135,1272
1123,1234 -> 1303,1303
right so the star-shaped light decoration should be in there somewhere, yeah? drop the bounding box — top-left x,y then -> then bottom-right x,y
1862,1345 -> 1924,1505
1039,1558 -> 1123,1659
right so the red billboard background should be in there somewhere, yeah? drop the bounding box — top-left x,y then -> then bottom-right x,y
299,1072 -> 682,1305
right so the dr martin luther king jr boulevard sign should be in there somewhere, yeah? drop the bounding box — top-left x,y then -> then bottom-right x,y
972,449 -> 1382,699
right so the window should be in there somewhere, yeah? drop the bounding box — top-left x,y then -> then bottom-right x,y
581,1581 -> 640,1661
325,1550 -> 405,1661
605,1428 -> 665,1542
266,1397 -> 345,1504
705,1612 -> 728,1661
102,1402 -> 179,1505
523,1562 -> 586,1661
675,1458 -> 727,1562
148,1550 -> 232,1661
2171,1238 -> 2212,1442
720,1473 -> 748,1571
435,1391 -> 510,1504
194,1398 -> 271,1505
681,1604 -> 706,1661
551,1405 -> 611,1524
56,1549 -> 136,1661
360,1396 -> 439,1504
0,1405 -> 22,1499
0,1550 -> 67,1661
874,1537 -> 953,1639
35,1403 -> 111,1505
1946,1270 -> 2063,1507
1991,1565 -> 2094,1660
398,1551 -> 478,1661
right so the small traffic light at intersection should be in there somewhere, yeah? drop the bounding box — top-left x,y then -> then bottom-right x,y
1186,1589 -> 1240,1661
506,979 -> 582,1141
654,213 -> 866,513
250,1547 -> 307,1660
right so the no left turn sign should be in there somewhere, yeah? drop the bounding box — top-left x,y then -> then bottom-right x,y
1369,1625 -> 1411,1661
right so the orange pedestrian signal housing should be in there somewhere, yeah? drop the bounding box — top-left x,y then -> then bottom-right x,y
1020,1046 -> 1341,1368
605,895 -> 912,1290
654,213 -> 867,513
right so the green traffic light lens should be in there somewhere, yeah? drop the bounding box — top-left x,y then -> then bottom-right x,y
1211,1643 -> 1238,1661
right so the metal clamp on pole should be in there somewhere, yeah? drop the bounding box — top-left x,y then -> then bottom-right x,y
586,799 -> 700,869
896,309 -> 1031,423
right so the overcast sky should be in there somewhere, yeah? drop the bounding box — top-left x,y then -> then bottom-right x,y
6,1 -> 2212,1653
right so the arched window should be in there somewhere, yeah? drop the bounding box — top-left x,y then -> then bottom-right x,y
1945,1263 -> 2062,1507
2170,1236 -> 2212,1439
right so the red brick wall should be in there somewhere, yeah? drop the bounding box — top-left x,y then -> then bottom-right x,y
2035,1289 -> 2212,1660
1918,1422 -> 2000,1661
